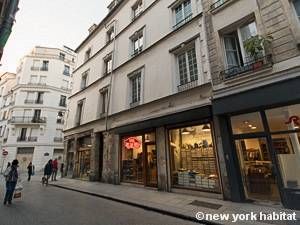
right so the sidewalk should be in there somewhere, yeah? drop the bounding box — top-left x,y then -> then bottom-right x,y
49,179 -> 299,225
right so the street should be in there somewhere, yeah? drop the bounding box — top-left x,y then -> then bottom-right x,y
0,175 -> 200,225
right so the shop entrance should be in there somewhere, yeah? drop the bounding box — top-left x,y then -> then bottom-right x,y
121,133 -> 157,187
75,148 -> 91,180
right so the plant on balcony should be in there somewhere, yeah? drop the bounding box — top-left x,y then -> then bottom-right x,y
244,35 -> 273,70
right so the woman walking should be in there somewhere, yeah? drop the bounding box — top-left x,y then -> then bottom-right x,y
27,162 -> 33,181
3,159 -> 19,205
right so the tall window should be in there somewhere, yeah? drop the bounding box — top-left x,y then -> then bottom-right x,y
132,0 -> 143,19
62,80 -> 69,89
30,75 -> 38,84
104,54 -> 113,76
59,53 -> 65,61
174,0 -> 192,28
63,65 -> 70,76
59,95 -> 67,107
223,21 -> 257,69
75,100 -> 85,126
107,26 -> 115,43
31,60 -> 40,71
99,89 -> 108,117
19,128 -> 27,141
85,48 -> 91,62
293,0 -> 300,21
177,47 -> 198,86
131,29 -> 144,56
130,72 -> 141,106
39,76 -> 47,85
41,61 -> 49,71
81,71 -> 89,90
36,92 -> 44,104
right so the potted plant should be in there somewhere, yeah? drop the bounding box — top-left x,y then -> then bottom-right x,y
244,35 -> 273,70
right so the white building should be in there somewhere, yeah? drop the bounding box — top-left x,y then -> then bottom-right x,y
0,46 -> 76,171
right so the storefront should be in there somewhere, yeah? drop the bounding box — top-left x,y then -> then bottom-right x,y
121,132 -> 157,187
213,77 -> 300,209
168,123 -> 221,193
74,136 -> 92,180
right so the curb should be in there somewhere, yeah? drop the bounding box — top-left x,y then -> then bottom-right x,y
50,184 -> 222,225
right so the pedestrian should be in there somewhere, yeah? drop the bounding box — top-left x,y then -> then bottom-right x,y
43,160 -> 52,186
6,162 -> 11,169
51,158 -> 58,181
3,159 -> 19,205
60,163 -> 64,178
27,162 -> 33,181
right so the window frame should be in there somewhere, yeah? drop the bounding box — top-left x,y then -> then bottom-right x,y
130,27 -> 145,57
80,70 -> 89,90
103,53 -> 113,76
75,99 -> 85,126
99,87 -> 109,117
128,68 -> 144,108
172,0 -> 193,29
132,0 -> 143,20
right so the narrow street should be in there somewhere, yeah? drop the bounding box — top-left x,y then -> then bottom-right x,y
0,175 -> 200,225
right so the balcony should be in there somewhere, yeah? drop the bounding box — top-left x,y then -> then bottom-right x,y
31,66 -> 39,71
28,82 -> 47,86
40,67 -> 48,71
17,136 -> 38,142
221,54 -> 273,80
24,99 -> 43,104
177,80 -> 198,92
173,14 -> 193,30
9,117 -> 47,124
54,137 -> 63,142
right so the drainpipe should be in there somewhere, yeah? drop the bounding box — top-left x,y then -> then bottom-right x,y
0,0 -> 20,61
105,19 -> 117,132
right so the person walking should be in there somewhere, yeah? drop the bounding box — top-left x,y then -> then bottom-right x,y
3,159 -> 19,205
27,162 -> 33,181
51,158 -> 58,181
43,160 -> 52,186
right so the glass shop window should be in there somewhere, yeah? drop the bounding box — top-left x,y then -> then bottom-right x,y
231,112 -> 264,135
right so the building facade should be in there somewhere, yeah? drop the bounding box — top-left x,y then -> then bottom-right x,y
204,0 -> 300,209
0,46 -> 76,171
64,0 -> 300,210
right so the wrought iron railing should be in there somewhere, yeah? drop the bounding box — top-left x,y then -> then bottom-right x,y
9,116 -> 47,124
178,79 -> 198,92
54,137 -> 63,142
173,14 -> 193,30
24,99 -> 43,104
221,54 -> 273,80
56,118 -> 65,124
17,136 -> 38,142
40,67 -> 48,71
31,66 -> 39,71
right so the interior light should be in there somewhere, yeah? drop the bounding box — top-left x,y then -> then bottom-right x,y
202,124 -> 211,132
181,128 -> 190,135
251,126 -> 257,130
248,124 -> 253,128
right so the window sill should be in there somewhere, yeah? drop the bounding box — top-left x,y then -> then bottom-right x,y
173,14 -> 193,30
177,80 -> 198,92
210,0 -> 237,14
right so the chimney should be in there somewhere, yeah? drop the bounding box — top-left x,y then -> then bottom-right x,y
88,24 -> 98,34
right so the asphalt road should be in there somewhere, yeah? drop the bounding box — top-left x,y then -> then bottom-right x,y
0,174 -> 200,225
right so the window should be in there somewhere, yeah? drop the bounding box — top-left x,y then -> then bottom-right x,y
41,60 -> 49,71
99,89 -> 108,117
85,48 -> 91,62
293,0 -> 300,21
132,0 -> 143,19
62,80 -> 69,90
19,128 -> 27,141
59,95 -> 67,107
36,92 -> 44,104
131,29 -> 144,57
33,109 -> 41,120
129,72 -> 141,106
81,71 -> 89,90
57,111 -> 65,124
177,47 -> 198,88
30,75 -> 38,84
103,54 -> 113,76
59,53 -> 65,61
211,0 -> 227,10
26,92 -> 35,103
0,87 -> 3,96
31,60 -> 40,71
106,26 -> 115,43
75,100 -> 85,126
63,65 -> 70,76
39,76 -> 47,85
173,0 -> 192,29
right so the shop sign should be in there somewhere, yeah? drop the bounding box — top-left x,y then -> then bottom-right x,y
285,116 -> 300,126
124,137 -> 141,149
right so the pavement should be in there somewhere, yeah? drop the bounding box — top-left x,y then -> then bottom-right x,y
0,174 -> 201,225
48,178 -> 300,225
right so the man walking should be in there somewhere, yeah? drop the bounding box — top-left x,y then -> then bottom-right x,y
3,159 -> 19,205
43,160 -> 52,186
51,158 -> 58,181
27,162 -> 33,181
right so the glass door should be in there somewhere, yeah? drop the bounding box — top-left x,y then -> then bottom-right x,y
145,144 -> 157,187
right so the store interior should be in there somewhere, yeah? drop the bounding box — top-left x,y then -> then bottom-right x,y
169,124 -> 220,192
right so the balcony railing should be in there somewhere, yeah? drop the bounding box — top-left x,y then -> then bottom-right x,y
221,54 -> 273,80
131,48 -> 143,57
173,14 -> 193,30
57,118 -> 65,124
17,136 -> 38,142
24,99 -> 43,104
54,137 -> 63,142
28,82 -> 47,86
31,66 -> 39,71
210,0 -> 231,10
9,117 -> 47,124
177,79 -> 198,92
40,67 -> 48,71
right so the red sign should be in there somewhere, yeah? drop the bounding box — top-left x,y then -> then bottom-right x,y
2,151 -> 8,156
124,137 -> 141,149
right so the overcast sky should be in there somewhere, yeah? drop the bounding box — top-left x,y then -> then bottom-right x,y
0,0 -> 111,73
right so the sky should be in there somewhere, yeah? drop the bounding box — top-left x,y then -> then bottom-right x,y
0,0 -> 111,73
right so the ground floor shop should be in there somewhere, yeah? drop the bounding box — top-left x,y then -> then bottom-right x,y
213,77 -> 300,210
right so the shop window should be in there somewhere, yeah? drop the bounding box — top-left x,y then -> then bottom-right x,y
235,138 -> 280,202
121,133 -> 157,186
169,124 -> 220,192
231,112 -> 264,135
266,104 -> 300,132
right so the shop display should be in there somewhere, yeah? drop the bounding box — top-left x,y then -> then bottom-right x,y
169,124 -> 221,192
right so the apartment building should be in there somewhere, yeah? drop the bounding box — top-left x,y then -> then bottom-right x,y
64,0 -> 226,198
204,0 -> 300,209
0,46 -> 76,171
